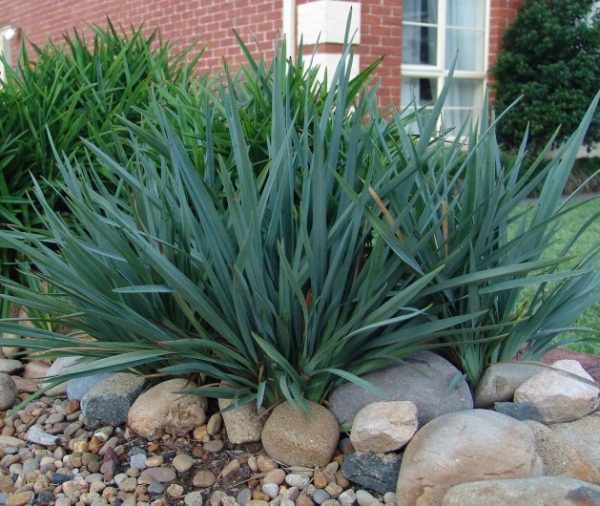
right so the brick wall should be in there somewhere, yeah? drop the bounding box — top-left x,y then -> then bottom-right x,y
489,0 -> 523,71
0,0 -> 282,72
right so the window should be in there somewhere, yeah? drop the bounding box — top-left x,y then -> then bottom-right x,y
0,27 -> 16,82
402,0 -> 489,132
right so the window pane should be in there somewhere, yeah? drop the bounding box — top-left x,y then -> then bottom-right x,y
402,77 -> 437,106
446,0 -> 485,29
404,0 -> 438,24
445,28 -> 485,71
402,25 -> 437,65
443,79 -> 481,132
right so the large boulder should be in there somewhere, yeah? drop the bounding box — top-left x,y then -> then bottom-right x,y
441,477 -> 600,506
396,409 -> 543,506
514,359 -> 599,423
261,401 -> 339,467
524,420 -> 600,484
329,351 -> 472,426
127,378 -> 207,440
474,362 -> 543,407
350,401 -> 418,453
550,411 -> 600,471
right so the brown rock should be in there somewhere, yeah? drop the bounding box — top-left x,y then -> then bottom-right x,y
193,469 -> 217,488
252,490 -> 270,502
261,401 -> 339,467
127,378 -> 207,440
139,467 -> 177,484
313,470 -> 327,488
256,455 -> 277,472
396,410 -> 543,506
441,476 -> 600,505
524,420 -> 600,484
6,490 -> 34,506
295,493 -> 313,506
550,411 -> 600,471
263,468 -> 286,485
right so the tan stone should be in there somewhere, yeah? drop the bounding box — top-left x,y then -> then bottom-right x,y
474,362 -> 543,407
218,397 -> 262,444
350,401 -> 418,453
127,378 -> 207,440
514,360 -> 599,423
261,401 -> 339,468
441,476 -> 600,506
524,420 -> 600,484
550,411 -> 600,471
396,410 -> 543,506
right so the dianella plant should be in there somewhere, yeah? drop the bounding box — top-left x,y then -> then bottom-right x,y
0,43 -> 476,410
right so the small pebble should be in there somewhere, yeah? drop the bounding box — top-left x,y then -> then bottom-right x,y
210,490 -> 228,506
285,473 -> 310,488
129,453 -> 147,470
324,484 -> 343,498
383,493 -> 396,504
312,490 -> 331,505
355,490 -> 376,506
167,483 -> 185,498
237,488 -> 253,506
256,455 -> 277,472
172,453 -> 194,473
203,440 -> 224,453
264,468 -> 286,485
193,469 -> 216,488
207,414 -> 222,436
246,501 -> 269,506
185,491 -> 204,506
295,493 -> 314,506
144,455 -> 164,467
138,467 -> 176,484
119,477 -> 137,492
338,490 -> 356,506
313,470 -> 327,489
148,482 -> 166,496
221,458 -> 240,478
322,502 -> 341,506
6,490 -> 34,506
262,483 -> 280,499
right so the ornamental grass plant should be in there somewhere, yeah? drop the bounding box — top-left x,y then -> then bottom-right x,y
0,21 -> 200,317
0,29 -> 599,409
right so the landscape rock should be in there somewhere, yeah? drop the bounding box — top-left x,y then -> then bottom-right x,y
395,409 -> 543,506
67,372 -> 113,400
514,359 -> 599,423
261,401 -> 339,467
329,351 -> 472,426
218,397 -> 262,444
1,306 -> 34,358
0,372 -> 17,409
342,451 -> 401,494
441,476 -> 600,506
127,378 -> 206,440
350,401 -> 417,453
42,356 -> 82,396
0,359 -> 22,374
138,467 -> 177,484
474,362 -> 543,407
23,360 -> 49,381
550,411 -> 600,470
493,401 -> 543,422
524,420 -> 600,484
81,372 -> 145,426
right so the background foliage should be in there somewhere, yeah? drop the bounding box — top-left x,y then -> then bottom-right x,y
494,0 -> 600,152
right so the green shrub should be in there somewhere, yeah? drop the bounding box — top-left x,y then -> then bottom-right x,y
494,0 -> 600,152
0,20 -> 200,317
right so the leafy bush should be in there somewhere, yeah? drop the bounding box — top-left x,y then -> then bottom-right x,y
0,21 -> 200,316
494,0 -> 600,151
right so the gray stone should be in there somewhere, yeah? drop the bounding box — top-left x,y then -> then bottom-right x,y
42,356 -> 82,396
67,373 -> 113,400
81,373 -> 145,426
441,476 -> 600,506
396,409 -> 543,506
237,488 -> 253,506
0,372 -> 17,410
342,451 -> 401,494
0,359 -> 22,374
338,490 -> 356,506
185,491 -> 204,506
147,482 -> 165,495
129,452 -> 147,470
474,362 -> 543,408
138,466 -> 177,483
355,490 -> 376,506
493,401 -> 544,422
328,351 -> 473,426
312,490 -> 331,505
262,483 -> 280,499
285,473 -> 311,488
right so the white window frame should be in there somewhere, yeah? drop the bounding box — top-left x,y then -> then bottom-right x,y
401,0 -> 491,131
0,26 -> 16,82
